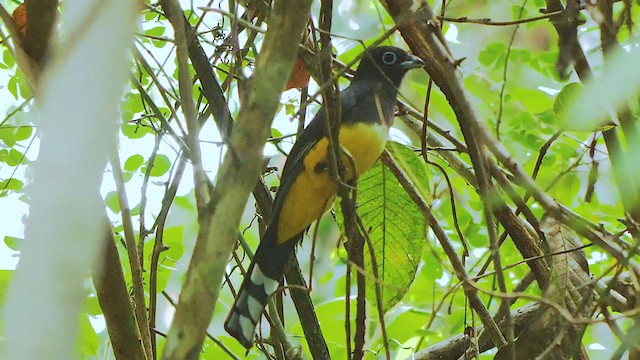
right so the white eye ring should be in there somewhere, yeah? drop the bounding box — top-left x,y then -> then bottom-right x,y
382,51 -> 397,65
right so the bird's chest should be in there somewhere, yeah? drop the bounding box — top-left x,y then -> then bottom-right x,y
337,122 -> 389,176
276,123 -> 388,243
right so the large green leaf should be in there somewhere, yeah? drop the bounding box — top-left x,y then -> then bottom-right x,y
386,141 -> 431,204
337,142 -> 426,311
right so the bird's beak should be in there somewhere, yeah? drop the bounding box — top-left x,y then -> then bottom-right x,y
400,55 -> 424,70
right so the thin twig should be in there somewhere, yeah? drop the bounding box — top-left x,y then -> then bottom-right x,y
167,0 -> 209,211
437,8 -> 567,26
149,156 -> 187,358
495,0 -> 528,141
356,215 -> 391,360
198,7 -> 266,33
138,130 -> 163,266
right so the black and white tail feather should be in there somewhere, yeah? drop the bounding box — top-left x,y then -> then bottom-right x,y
224,225 -> 298,349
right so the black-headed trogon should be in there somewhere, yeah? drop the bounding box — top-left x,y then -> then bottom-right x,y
225,46 -> 423,348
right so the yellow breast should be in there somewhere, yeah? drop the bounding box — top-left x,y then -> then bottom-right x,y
276,122 -> 388,243
338,122 -> 388,177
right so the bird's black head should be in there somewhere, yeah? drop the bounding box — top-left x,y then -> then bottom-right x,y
352,46 -> 424,88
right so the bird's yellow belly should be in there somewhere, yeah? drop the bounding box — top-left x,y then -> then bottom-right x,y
276,123 -> 388,243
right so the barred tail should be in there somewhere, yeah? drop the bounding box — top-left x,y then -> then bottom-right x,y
224,226 -> 298,348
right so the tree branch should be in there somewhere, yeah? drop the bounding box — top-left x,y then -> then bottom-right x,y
284,260 -> 331,360
93,223 -> 147,360
171,4 -> 329,355
159,0 -> 313,357
110,151 -> 154,359
413,303 -> 539,360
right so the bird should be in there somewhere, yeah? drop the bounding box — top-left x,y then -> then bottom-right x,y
224,45 -> 424,349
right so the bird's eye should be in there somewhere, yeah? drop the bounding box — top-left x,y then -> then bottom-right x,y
381,51 -> 397,65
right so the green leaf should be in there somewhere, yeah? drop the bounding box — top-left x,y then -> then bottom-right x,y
401,249 -> 443,305
553,83 -> 581,119
464,73 -> 495,103
285,103 -> 295,116
337,143 -> 426,311
121,92 -> 144,115
3,48 -> 15,68
7,75 -> 18,99
478,43 -> 506,67
386,307 -> 429,344
16,72 -> 31,99
4,236 -> 22,251
294,298 -> 357,360
553,82 -> 613,131
6,149 -> 24,166
104,191 -> 121,213
84,294 -> 102,316
0,127 -> 16,147
123,171 -> 133,182
0,178 -> 23,193
124,154 -> 144,171
163,226 -> 184,263
144,10 -> 158,21
121,123 -> 152,139
146,26 -> 167,48
271,128 -> 283,139
7,71 -> 32,99
130,202 -> 141,216
386,142 -> 431,203
146,26 -> 165,37
14,126 -> 32,141
510,87 -> 553,114
511,5 -> 528,19
147,154 -> 171,177
77,314 -> 98,355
